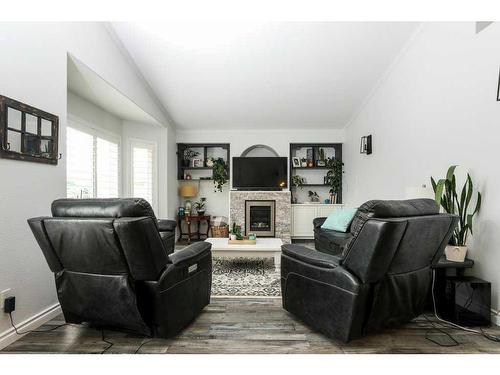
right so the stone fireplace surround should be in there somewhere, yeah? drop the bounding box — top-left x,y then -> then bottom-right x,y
229,190 -> 291,244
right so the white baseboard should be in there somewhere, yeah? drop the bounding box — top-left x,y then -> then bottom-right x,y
0,303 -> 61,350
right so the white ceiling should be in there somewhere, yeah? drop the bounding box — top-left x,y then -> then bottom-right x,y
67,55 -> 160,125
111,22 -> 419,130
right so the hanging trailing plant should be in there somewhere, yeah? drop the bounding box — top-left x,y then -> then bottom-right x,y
325,157 -> 344,195
212,157 -> 229,192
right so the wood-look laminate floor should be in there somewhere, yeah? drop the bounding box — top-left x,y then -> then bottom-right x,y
3,298 -> 500,354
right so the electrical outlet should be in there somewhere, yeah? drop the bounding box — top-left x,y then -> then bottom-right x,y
1,289 -> 13,312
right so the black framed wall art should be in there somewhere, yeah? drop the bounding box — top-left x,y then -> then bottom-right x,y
0,95 -> 59,165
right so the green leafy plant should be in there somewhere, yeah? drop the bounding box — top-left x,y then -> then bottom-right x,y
318,148 -> 326,161
183,148 -> 200,160
194,197 -> 206,213
325,157 -> 344,195
231,222 -> 243,240
182,149 -> 200,167
212,158 -> 229,192
431,165 -> 482,246
308,191 -> 319,202
292,175 -> 304,189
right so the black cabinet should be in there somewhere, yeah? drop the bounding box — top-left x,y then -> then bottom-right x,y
440,276 -> 491,326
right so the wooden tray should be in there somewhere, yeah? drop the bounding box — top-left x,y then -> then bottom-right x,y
228,237 -> 257,245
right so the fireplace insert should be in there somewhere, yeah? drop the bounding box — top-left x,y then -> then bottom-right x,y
245,200 -> 275,237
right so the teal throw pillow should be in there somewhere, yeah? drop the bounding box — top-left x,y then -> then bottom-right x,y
320,208 -> 358,232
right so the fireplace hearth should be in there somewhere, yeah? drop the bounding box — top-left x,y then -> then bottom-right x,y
245,200 -> 275,237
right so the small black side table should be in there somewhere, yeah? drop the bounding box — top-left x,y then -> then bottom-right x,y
431,255 -> 474,320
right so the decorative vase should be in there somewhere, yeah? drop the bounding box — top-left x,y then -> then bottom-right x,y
444,245 -> 468,262
197,210 -> 205,216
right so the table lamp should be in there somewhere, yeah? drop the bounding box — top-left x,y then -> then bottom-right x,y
179,185 -> 198,215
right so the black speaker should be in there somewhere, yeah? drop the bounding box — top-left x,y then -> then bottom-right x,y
441,276 -> 491,326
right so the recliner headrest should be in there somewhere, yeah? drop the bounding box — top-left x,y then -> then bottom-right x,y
358,199 -> 439,218
51,198 -> 157,220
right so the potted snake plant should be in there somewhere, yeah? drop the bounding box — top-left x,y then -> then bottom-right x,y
431,165 -> 482,262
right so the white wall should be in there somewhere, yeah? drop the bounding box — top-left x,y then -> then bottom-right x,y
177,128 -> 345,217
0,22 -> 172,348
344,22 -> 500,318
67,91 -> 123,136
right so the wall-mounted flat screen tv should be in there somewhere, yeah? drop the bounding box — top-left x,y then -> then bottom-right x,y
232,157 -> 287,190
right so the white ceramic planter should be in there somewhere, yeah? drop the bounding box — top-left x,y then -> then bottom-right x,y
230,234 -> 237,240
444,245 -> 468,262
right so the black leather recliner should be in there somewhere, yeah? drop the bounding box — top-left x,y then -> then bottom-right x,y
28,198 -> 212,338
281,199 -> 458,342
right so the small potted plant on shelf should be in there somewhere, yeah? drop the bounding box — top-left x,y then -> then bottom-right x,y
183,149 -> 200,167
316,148 -> 326,167
292,175 -> 305,189
308,191 -> 319,202
212,158 -> 229,192
230,222 -> 243,240
431,165 -> 482,262
300,157 -> 308,167
194,197 -> 206,216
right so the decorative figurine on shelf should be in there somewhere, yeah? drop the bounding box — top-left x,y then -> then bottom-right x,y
206,158 -> 214,167
178,207 -> 185,217
194,197 -> 206,216
184,171 -> 192,180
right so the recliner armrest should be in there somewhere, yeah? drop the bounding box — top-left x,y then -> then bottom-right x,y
169,241 -> 211,267
158,219 -> 177,232
313,217 -> 327,229
281,244 -> 340,269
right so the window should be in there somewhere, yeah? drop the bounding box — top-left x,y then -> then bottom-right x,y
66,125 -> 120,199
131,140 -> 157,210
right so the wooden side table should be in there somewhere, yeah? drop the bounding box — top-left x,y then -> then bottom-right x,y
178,215 -> 211,243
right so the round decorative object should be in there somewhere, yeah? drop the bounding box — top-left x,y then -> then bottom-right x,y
206,159 -> 214,167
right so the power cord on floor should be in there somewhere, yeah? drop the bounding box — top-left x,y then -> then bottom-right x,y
134,338 -> 153,354
8,312 -> 71,335
100,328 -> 154,354
100,329 -> 114,354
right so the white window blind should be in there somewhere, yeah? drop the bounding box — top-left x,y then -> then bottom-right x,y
66,126 -> 120,199
96,138 -> 119,198
131,142 -> 156,208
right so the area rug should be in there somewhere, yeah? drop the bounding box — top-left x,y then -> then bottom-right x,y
212,256 -> 281,297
